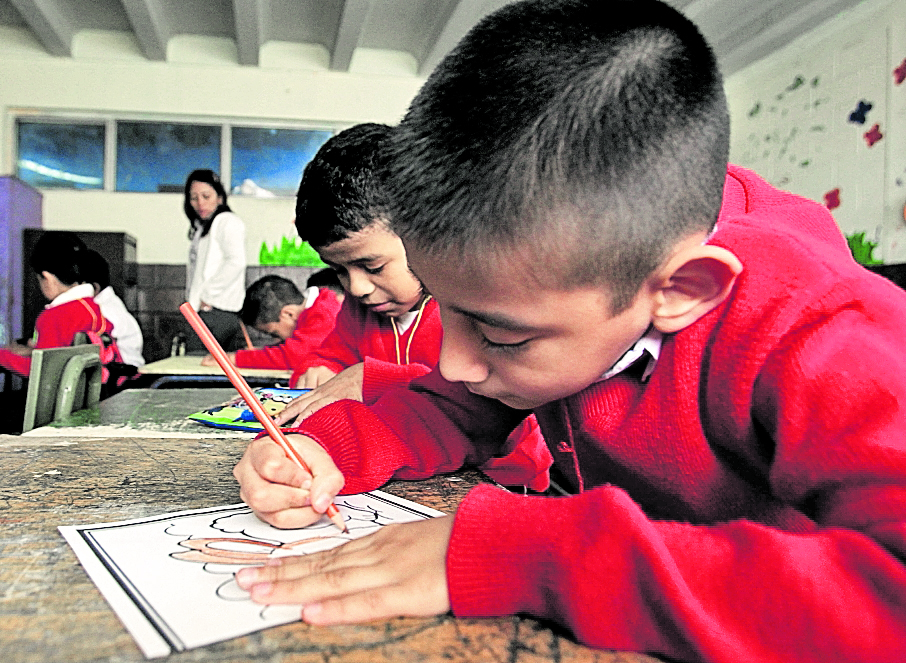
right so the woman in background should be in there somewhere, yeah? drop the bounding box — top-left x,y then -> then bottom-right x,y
183,169 -> 247,352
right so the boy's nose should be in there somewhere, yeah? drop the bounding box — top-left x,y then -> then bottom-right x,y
345,270 -> 374,298
438,330 -> 489,385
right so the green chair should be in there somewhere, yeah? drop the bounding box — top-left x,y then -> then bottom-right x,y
22,344 -> 103,433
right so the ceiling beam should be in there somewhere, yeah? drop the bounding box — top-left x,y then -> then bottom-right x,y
120,0 -> 168,61
330,0 -> 371,72
232,0 -> 262,66
714,0 -> 864,76
8,0 -> 74,56
418,0 -> 510,77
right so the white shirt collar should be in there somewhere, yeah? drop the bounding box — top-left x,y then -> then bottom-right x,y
598,326 -> 663,383
46,283 -> 95,309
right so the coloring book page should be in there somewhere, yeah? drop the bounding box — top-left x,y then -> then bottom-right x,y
59,492 -> 445,658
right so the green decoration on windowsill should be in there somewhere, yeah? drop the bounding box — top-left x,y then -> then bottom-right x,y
845,232 -> 883,266
259,236 -> 327,267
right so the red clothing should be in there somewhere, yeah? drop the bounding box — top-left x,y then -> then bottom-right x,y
234,289 -> 342,370
292,294 -> 551,491
290,295 -> 442,393
0,295 -> 121,380
288,165 -> 906,663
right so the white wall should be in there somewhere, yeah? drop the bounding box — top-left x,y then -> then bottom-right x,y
725,0 -> 906,263
0,28 -> 426,264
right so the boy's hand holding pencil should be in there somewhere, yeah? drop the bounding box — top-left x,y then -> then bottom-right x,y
233,433 -> 346,529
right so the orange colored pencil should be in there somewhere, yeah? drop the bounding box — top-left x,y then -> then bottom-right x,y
180,302 -> 347,533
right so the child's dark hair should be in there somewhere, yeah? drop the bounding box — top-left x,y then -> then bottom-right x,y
294,123 -> 392,248
82,250 -> 111,290
306,268 -> 344,295
183,169 -> 231,239
29,232 -> 89,286
384,0 -> 730,313
240,275 -> 304,326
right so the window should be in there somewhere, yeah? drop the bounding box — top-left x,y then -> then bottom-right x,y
13,114 -> 335,196
117,121 -> 221,193
230,127 -> 333,197
16,121 -> 105,190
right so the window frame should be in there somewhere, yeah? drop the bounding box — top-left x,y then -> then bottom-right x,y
9,110 -> 340,197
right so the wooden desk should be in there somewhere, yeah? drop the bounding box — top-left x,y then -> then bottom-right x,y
21,388 -> 250,438
137,355 -> 291,388
0,434 -> 659,663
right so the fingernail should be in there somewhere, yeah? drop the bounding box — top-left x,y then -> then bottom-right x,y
314,494 -> 331,513
250,582 -> 274,600
300,478 -> 312,490
302,603 -> 323,622
235,567 -> 258,589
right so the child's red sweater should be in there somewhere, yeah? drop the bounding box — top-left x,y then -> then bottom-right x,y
233,289 -> 342,370
0,289 -> 120,378
288,165 -> 906,663
291,295 -> 551,491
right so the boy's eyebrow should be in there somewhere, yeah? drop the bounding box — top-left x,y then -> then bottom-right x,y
449,305 -> 535,332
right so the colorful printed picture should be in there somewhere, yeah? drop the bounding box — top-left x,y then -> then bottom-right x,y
187,387 -> 309,431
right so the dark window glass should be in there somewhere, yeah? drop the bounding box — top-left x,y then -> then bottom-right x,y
16,121 -> 105,189
116,122 -> 221,192
231,127 -> 333,197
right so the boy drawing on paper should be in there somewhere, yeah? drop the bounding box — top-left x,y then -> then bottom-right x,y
271,122 -> 550,491
233,1 -> 906,661
200,271 -> 344,371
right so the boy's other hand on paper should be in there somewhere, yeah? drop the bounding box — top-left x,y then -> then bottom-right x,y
201,351 -> 236,367
234,434 -> 345,529
293,365 -> 338,390
235,515 -> 453,623
276,363 -> 363,426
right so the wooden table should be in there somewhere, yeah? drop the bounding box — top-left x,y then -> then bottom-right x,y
21,388 -> 250,438
137,356 -> 291,388
0,434 -> 660,663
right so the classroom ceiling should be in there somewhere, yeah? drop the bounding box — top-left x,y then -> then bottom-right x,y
0,0 -> 866,78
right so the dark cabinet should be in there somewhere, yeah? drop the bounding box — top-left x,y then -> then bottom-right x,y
22,230 -> 137,341
0,177 -> 42,344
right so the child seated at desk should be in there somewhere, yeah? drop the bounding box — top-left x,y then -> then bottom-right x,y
83,249 -> 145,369
201,271 -> 344,371
0,232 -> 124,381
274,122 -> 550,492
233,2 -> 906,662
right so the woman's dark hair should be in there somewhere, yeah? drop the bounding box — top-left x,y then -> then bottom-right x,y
183,169 -> 231,239
29,231 -> 89,286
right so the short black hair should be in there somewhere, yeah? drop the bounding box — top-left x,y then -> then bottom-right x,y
306,268 -> 344,295
294,123 -> 393,248
82,250 -> 111,290
29,232 -> 89,286
241,275 -> 304,326
384,0 -> 730,312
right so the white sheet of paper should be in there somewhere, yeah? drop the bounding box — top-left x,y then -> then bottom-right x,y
59,491 -> 445,658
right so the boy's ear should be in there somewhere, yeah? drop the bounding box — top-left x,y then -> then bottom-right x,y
280,305 -> 300,322
649,244 -> 742,334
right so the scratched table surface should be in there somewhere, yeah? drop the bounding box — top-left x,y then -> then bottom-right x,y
0,434 -> 660,663
22,388 -> 251,438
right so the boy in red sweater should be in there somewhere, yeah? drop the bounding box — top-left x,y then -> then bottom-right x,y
201,272 -> 344,371
276,122 -> 551,491
0,232 -> 122,380
233,1 -> 906,661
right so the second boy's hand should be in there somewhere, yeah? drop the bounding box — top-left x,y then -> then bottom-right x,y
276,363 -> 365,426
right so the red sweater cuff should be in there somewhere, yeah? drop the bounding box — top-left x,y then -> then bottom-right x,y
362,357 -> 432,404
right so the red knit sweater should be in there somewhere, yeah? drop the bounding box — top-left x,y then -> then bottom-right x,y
289,165 -> 906,663
234,289 -> 342,370
0,295 -> 120,378
289,294 -> 551,490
